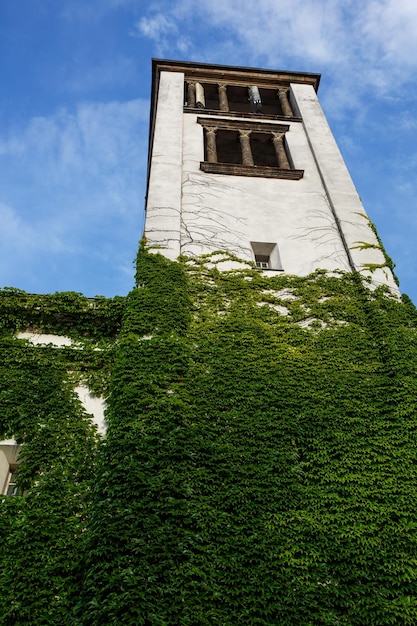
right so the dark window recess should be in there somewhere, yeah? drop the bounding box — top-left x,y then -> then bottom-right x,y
250,133 -> 277,167
259,88 -> 286,116
255,255 -> 270,269
205,128 -> 287,168
198,118 -> 304,180
201,83 -> 219,110
252,242 -> 283,270
216,130 -> 241,164
185,82 -> 293,117
6,468 -> 18,496
227,85 -> 251,113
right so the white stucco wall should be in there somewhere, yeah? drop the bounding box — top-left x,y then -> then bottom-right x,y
0,449 -> 11,494
0,443 -> 20,495
291,82 -> 399,292
145,70 -> 185,259
74,385 -> 107,435
180,112 -> 352,276
17,332 -> 73,346
16,333 -> 107,435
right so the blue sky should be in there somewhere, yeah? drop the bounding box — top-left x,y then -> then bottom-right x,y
1,1 -> 417,301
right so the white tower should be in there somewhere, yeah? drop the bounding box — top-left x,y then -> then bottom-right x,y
144,59 -> 397,291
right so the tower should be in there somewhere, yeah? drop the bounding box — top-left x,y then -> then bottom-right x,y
3,59 -> 417,626
145,59 -> 397,291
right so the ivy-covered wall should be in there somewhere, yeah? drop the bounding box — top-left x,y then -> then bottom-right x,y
2,249 -> 417,624
0,291 -> 125,623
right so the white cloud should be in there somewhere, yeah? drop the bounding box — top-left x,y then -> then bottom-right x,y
0,99 -> 149,294
198,0 -> 350,64
136,14 -> 175,40
359,0 -> 417,66
131,12 -> 191,56
0,202 -> 35,250
136,0 -> 417,105
0,99 -> 148,181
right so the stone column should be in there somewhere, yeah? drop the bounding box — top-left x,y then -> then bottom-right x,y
272,132 -> 290,169
205,128 -> 218,163
187,81 -> 196,108
239,130 -> 254,166
277,87 -> 293,117
218,83 -> 229,112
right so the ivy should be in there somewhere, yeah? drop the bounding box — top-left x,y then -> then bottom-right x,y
3,249 -> 417,624
354,212 -> 399,285
75,249 -> 417,625
0,289 -> 124,625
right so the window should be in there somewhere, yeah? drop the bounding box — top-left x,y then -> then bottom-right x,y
251,242 -> 283,271
255,255 -> 271,269
0,442 -> 21,496
198,118 -> 303,180
5,468 -> 18,496
185,81 -> 295,118
250,132 -> 278,167
216,129 -> 241,165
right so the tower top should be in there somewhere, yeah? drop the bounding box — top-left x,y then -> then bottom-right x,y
151,58 -> 321,92
146,59 -> 320,199
144,58 -> 398,294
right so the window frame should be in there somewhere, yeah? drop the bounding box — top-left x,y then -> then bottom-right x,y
251,242 -> 283,271
198,117 -> 304,180
0,442 -> 21,497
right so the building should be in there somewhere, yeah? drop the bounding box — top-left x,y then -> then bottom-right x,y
1,60 -> 417,626
145,59 -> 398,291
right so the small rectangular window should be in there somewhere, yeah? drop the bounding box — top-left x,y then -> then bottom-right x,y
255,255 -> 270,269
251,242 -> 283,271
6,468 -> 19,496
0,443 -> 21,496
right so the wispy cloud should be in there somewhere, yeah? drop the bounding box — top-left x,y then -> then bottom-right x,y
0,98 -> 149,294
131,13 -> 191,56
359,0 -> 417,67
0,98 -> 147,182
135,0 -> 417,105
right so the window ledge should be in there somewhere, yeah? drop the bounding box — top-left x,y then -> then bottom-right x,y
200,161 -> 304,180
185,107 -> 302,124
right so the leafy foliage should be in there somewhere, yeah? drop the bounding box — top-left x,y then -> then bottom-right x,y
3,249 -> 417,624
0,290 -> 124,624
75,249 -> 417,625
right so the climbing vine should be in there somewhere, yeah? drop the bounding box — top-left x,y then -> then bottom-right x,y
353,212 -> 399,284
0,290 -> 125,624
76,247 -> 417,625
2,248 -> 417,625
